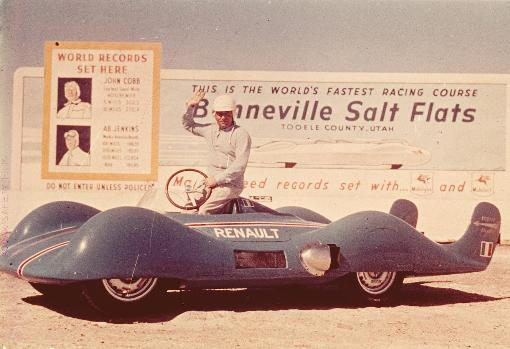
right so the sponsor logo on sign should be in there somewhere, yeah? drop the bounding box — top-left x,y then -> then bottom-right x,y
471,172 -> 494,197
411,173 -> 433,195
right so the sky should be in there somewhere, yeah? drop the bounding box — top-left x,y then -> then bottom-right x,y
1,0 -> 510,168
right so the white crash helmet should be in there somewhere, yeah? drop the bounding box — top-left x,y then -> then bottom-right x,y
213,94 -> 236,112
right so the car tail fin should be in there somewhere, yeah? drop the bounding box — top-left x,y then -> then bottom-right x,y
451,202 -> 501,265
389,199 -> 418,228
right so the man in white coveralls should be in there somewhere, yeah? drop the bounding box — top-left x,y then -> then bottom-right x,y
183,91 -> 251,214
57,81 -> 92,119
58,129 -> 90,166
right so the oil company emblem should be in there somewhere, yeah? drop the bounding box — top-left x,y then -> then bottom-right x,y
411,173 -> 433,195
471,173 -> 494,197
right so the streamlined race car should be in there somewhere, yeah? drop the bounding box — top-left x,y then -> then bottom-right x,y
0,169 -> 501,315
249,138 -> 431,169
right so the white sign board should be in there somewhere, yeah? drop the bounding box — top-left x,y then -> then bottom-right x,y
7,68 -> 510,242
41,41 -> 160,181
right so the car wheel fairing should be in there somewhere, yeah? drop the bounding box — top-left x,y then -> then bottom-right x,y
29,282 -> 81,299
82,277 -> 166,314
349,271 -> 404,303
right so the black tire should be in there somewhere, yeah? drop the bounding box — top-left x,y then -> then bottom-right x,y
81,277 -> 167,315
347,271 -> 404,304
29,282 -> 81,299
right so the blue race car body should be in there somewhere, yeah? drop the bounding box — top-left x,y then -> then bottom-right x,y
0,196 -> 501,314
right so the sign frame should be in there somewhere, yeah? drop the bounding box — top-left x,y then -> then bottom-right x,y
41,41 -> 161,181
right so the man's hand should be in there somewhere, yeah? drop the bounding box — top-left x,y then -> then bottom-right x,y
205,176 -> 217,188
186,90 -> 206,108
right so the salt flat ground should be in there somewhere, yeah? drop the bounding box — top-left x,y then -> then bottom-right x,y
1,246 -> 509,349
